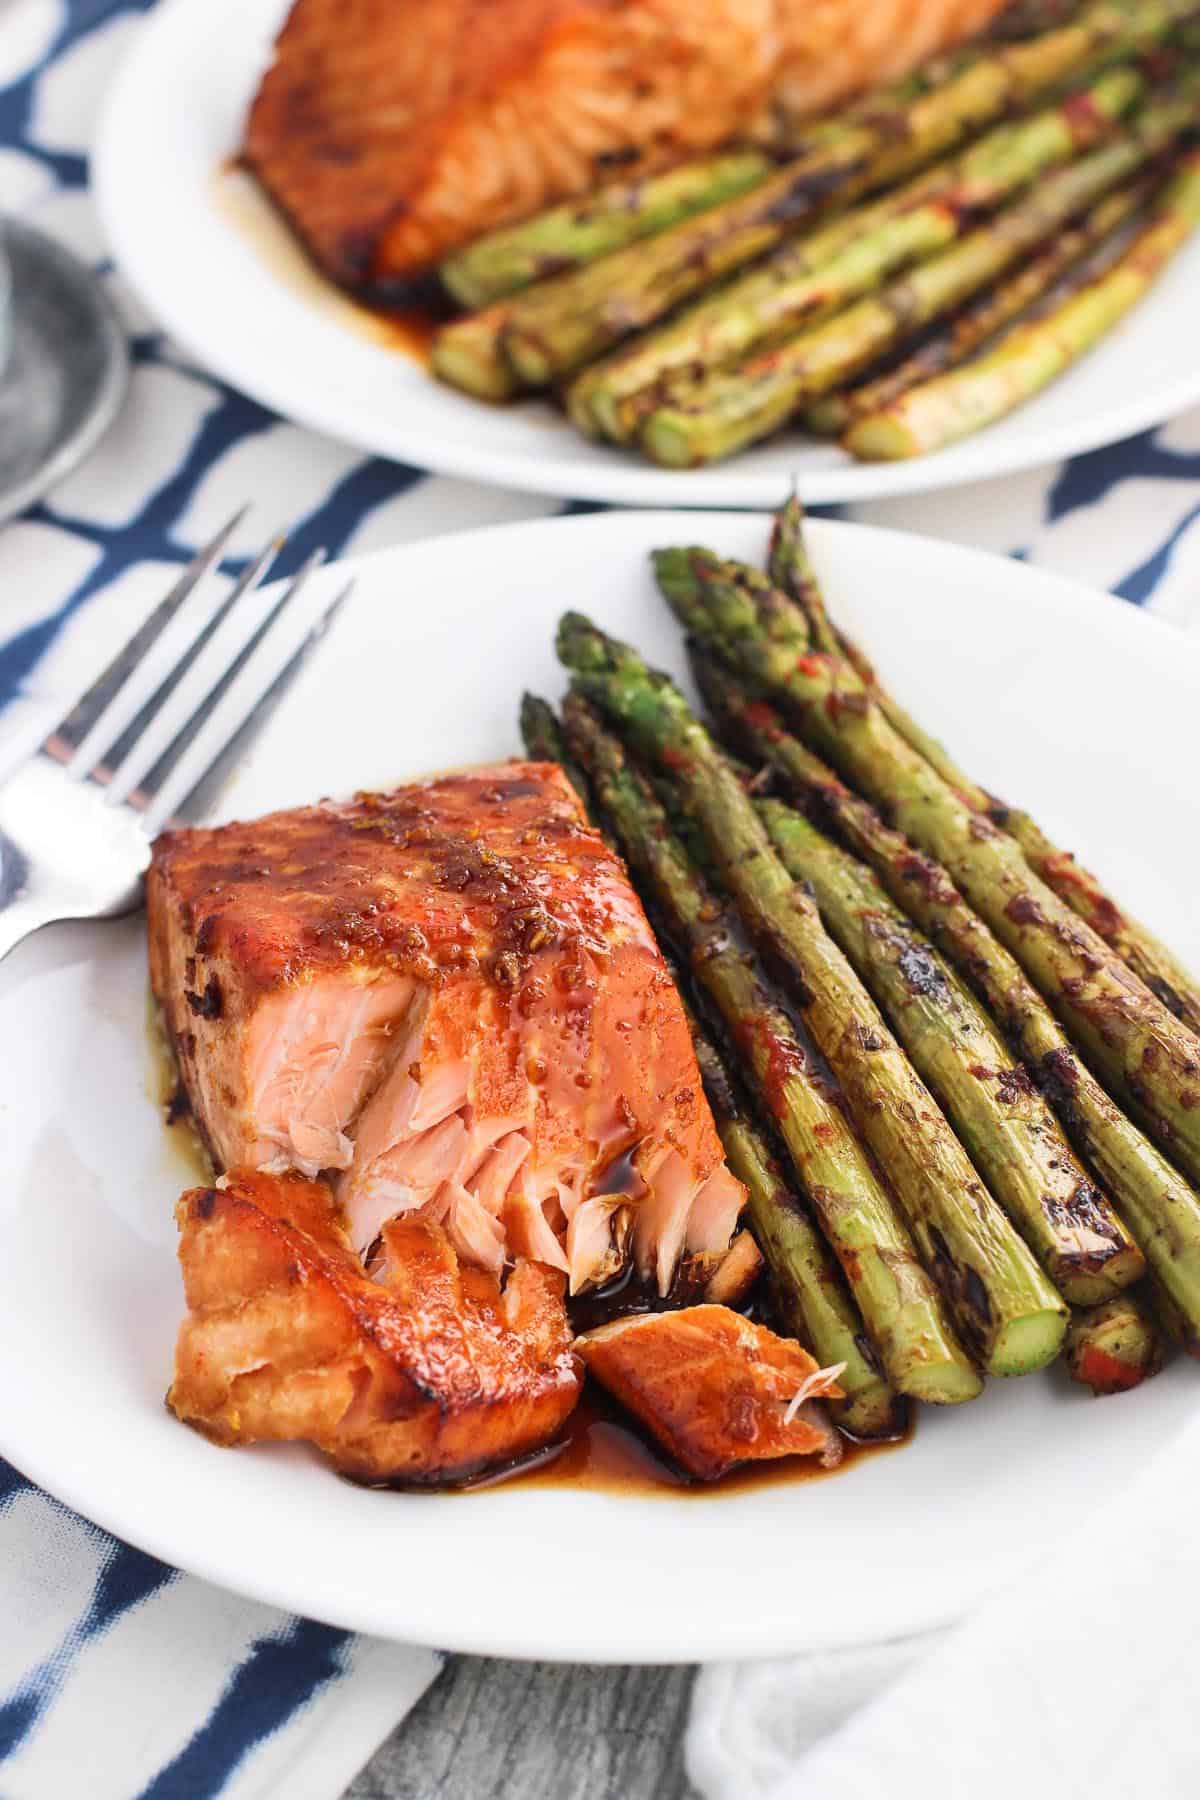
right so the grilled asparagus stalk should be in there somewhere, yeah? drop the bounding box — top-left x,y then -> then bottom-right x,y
758,797 -> 1143,1303
640,88 -> 1198,466
696,652 -> 1200,1350
518,690 -> 596,813
431,302 -> 523,402
768,493 -> 1200,1041
685,1009 -> 904,1437
566,63 -> 1147,442
1065,1292 -> 1163,1393
560,614 -> 1067,1374
522,691 -> 900,1427
497,3 -> 1194,387
805,175 -> 1154,437
560,693 -> 980,1405
848,148 -> 1200,459
440,151 -> 773,309
663,546 -> 1200,1189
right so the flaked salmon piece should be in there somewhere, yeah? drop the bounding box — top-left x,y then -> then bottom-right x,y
170,1169 -> 582,1483
577,1305 -> 844,1479
243,0 -> 1007,288
148,763 -> 743,1297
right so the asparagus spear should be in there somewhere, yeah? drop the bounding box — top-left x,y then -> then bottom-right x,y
498,2 -> 1194,387
439,151 -> 774,309
518,691 -> 596,813
769,492 -> 1200,1040
685,1003 -> 904,1437
1145,1269 -> 1200,1354
694,652 -> 1200,1350
805,175 -> 1154,437
848,148 -> 1200,460
664,549 -> 1200,1192
431,302 -> 523,402
758,796 -> 1143,1303
566,64 -> 1147,443
560,615 -> 1067,1374
519,692 -> 902,1428
1064,1292 -> 1163,1392
640,87 -> 1198,466
560,692 -> 980,1405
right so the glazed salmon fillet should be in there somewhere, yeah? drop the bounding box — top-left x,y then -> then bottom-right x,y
170,1170 -> 581,1483
243,0 -> 1006,287
578,1305 -> 844,1479
148,763 -> 744,1296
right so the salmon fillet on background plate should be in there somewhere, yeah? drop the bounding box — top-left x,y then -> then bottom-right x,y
244,0 -> 1008,287
147,762 -> 746,1302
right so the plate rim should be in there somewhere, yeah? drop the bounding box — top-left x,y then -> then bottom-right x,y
3,508 -> 1199,1662
91,0 -> 1200,511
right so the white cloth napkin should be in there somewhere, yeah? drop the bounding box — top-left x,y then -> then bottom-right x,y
688,1408 -> 1200,1800
0,1469 -> 438,1800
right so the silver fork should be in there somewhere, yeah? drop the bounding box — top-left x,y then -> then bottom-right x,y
0,513 -> 353,963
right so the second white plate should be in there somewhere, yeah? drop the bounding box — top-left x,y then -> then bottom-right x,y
93,0 -> 1200,510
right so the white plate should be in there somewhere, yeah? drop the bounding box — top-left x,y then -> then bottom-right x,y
1,512 -> 1198,1663
92,0 -> 1200,511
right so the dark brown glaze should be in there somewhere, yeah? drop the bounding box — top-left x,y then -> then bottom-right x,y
147,762 -> 731,1180
150,764 -> 630,994
501,1380 -> 912,1496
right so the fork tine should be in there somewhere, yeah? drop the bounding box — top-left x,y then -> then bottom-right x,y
111,547 -> 328,817
148,575 -> 354,834
82,538 -> 282,789
43,509 -> 248,765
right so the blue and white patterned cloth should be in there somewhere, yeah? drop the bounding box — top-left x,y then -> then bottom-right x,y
1,4 -> 1199,1797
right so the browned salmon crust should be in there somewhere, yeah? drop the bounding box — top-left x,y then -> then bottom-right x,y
243,0 -> 1007,288
578,1304 -> 843,1479
170,1169 -> 582,1483
148,763 -> 743,1297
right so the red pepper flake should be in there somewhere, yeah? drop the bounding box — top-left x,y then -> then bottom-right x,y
795,654 -> 827,678
1061,89 -> 1102,144
1076,1346 -> 1145,1396
743,700 -> 781,739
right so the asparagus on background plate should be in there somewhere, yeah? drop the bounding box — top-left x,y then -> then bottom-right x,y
566,61 -> 1147,443
768,494 -> 1200,1034
804,174 -> 1155,437
440,150 -> 774,310
560,615 -> 1068,1376
561,692 -> 982,1407
848,147 -> 1200,460
490,0 -> 1198,388
639,82 -> 1198,466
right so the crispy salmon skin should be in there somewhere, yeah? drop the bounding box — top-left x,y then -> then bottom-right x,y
148,762 -> 743,1297
170,1169 -> 582,1483
244,0 -> 1006,287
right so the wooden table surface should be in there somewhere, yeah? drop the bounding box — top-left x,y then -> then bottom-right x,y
348,1661 -> 697,1800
